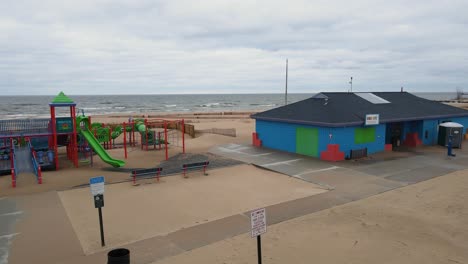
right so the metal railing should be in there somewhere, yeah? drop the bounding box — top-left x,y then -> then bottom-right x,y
27,138 -> 42,184
10,138 -> 16,188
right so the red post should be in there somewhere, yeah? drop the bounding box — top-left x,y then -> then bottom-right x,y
123,122 -> 128,159
109,127 -> 113,149
11,169 -> 16,188
71,105 -> 78,167
10,139 -> 13,171
145,119 -> 149,151
158,132 -> 162,150
133,171 -> 136,185
37,165 -> 42,184
156,170 -> 160,182
50,106 -> 59,170
10,138 -> 16,188
164,121 -> 168,160
132,123 -> 136,147
182,119 -> 185,154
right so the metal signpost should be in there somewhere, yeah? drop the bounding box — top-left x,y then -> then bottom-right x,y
251,208 -> 267,264
90,176 -> 106,247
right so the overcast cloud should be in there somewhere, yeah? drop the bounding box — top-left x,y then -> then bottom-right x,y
1,0 -> 467,95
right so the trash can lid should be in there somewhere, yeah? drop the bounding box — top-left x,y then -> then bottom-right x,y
439,122 -> 463,128
108,248 -> 130,257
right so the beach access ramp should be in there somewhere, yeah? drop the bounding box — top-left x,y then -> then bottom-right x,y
80,128 -> 125,168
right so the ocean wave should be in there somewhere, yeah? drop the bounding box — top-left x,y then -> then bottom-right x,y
165,105 -> 177,107
199,102 -> 220,107
137,108 -> 164,112
0,114 -> 40,119
12,103 -> 40,106
82,107 -> 113,110
113,106 -> 126,109
221,103 -> 237,106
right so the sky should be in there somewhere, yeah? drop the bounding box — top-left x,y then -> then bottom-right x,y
1,0 -> 467,95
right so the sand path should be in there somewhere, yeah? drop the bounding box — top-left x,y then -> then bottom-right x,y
154,169 -> 468,264
58,164 -> 326,254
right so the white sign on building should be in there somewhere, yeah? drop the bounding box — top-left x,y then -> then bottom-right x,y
365,114 -> 380,125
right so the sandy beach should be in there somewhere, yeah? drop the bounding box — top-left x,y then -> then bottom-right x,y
154,169 -> 468,264
58,164 -> 326,254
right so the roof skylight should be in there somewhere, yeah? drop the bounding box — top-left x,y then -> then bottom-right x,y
355,93 -> 390,104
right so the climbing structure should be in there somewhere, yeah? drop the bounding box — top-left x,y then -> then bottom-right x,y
49,92 -> 78,169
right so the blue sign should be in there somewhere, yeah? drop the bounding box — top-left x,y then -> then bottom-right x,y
90,176 -> 105,185
90,176 -> 105,196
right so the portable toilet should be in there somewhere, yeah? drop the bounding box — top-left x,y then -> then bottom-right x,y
438,122 -> 464,148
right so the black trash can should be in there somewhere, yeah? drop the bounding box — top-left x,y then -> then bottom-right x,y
108,248 -> 130,264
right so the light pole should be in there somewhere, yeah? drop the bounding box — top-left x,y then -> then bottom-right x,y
285,59 -> 288,105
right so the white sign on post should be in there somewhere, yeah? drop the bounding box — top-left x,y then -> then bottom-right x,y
90,176 -> 105,196
250,208 -> 267,238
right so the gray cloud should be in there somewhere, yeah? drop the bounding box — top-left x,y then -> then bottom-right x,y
0,0 -> 467,95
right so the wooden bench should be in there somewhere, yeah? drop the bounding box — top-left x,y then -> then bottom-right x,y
131,167 -> 163,185
182,161 -> 209,178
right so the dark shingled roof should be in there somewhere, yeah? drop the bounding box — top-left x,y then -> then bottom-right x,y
251,92 -> 468,127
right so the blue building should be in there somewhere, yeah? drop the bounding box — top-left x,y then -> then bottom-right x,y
251,92 -> 468,161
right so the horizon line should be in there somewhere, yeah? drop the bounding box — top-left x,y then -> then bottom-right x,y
0,91 -> 456,96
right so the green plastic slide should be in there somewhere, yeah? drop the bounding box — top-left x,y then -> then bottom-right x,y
77,116 -> 125,168
80,129 -> 125,167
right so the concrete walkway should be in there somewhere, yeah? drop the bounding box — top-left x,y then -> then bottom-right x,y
8,144 -> 468,264
0,197 -> 20,264
210,143 -> 465,188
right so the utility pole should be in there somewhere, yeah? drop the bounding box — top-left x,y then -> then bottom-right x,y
285,59 -> 288,105
349,77 -> 353,92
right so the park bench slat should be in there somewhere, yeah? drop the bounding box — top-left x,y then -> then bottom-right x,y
181,161 -> 209,178
131,167 -> 163,184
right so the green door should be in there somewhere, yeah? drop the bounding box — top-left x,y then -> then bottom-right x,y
296,127 -> 319,157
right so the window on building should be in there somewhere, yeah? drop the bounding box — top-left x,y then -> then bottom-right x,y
355,127 -> 376,144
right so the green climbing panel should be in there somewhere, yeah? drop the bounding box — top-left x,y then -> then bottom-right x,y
355,127 -> 376,144
296,127 -> 319,157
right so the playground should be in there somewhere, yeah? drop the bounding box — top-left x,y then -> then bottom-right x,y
0,92 -> 188,191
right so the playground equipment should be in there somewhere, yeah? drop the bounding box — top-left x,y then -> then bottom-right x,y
26,138 -> 43,184
0,118 -> 57,187
49,92 -> 78,169
0,92 -> 79,187
122,118 -> 185,160
76,115 -> 125,168
9,139 -> 16,187
0,91 -> 189,189
1,137 -> 44,187
88,118 -> 186,161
